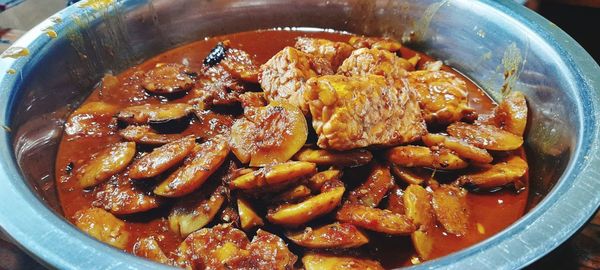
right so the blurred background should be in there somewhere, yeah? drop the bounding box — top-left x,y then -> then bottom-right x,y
0,0 -> 598,269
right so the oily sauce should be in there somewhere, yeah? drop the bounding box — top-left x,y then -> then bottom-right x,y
55,29 -> 528,268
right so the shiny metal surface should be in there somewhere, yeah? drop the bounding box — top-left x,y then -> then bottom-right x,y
0,0 -> 599,269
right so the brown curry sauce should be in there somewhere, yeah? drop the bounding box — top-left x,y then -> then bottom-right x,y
55,29 -> 527,268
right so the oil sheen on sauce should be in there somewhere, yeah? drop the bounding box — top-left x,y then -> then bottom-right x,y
54,29 -> 528,268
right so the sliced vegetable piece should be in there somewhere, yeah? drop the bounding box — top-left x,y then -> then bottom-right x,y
78,142 -> 136,188
293,148 -> 373,167
480,91 -> 528,136
422,133 -> 493,163
447,122 -> 524,151
221,48 -> 260,83
129,136 -> 196,179
286,222 -> 368,248
385,185 -> 406,214
273,185 -> 312,203
64,101 -> 118,137
306,169 -> 342,192
230,101 -> 308,166
347,163 -> 394,207
154,137 -> 229,197
227,230 -> 298,270
412,230 -> 434,261
386,145 -> 468,170
403,184 -> 435,230
142,63 -> 195,94
133,237 -> 172,265
168,186 -> 227,237
303,253 -> 384,270
118,125 -> 183,145
117,103 -> 193,125
237,197 -> 264,231
230,161 -> 316,190
74,207 -> 129,249
431,185 -> 470,236
390,165 -> 430,185
268,186 -> 345,227
336,204 -> 416,235
457,155 -> 528,189
176,224 -> 250,269
94,176 -> 161,215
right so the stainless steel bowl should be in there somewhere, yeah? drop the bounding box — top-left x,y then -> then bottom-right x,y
1,0 -> 599,269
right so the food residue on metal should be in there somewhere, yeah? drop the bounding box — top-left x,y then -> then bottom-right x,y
79,0 -> 114,10
412,0 -> 447,42
6,68 -> 16,74
500,42 -> 523,97
1,47 -> 30,59
43,26 -> 58,39
50,16 -> 63,23
1,125 -> 11,132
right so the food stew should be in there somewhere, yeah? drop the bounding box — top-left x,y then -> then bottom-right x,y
55,29 -> 529,269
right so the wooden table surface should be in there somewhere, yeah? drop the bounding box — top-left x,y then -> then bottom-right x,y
0,1 -> 599,270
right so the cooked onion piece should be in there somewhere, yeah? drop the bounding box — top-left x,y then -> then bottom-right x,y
154,137 -> 229,197
286,222 -> 368,248
431,185 -> 470,236
230,101 -> 308,166
169,186 -> 227,237
457,156 -> 528,190
386,145 -> 468,170
74,207 -> 129,249
77,142 -> 136,188
129,136 -> 196,179
293,148 -> 373,167
303,253 -> 384,270
336,204 -> 416,235
118,125 -> 183,145
268,186 -> 345,227
447,122 -> 524,151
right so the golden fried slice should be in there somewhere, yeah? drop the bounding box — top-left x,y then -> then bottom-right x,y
94,176 -> 161,215
117,103 -> 193,124
133,237 -> 171,265
422,133 -> 493,164
64,101 -> 118,137
238,92 -> 267,108
227,230 -> 297,270
305,74 -> 426,150
168,186 -> 227,237
336,204 -> 416,235
293,148 -> 373,167
306,169 -> 342,192
118,125 -> 183,145
74,207 -> 129,249
447,122 -> 524,151
403,184 -> 435,230
176,224 -> 250,270
390,165 -> 430,185
237,197 -> 264,231
295,37 -> 354,70
412,230 -> 434,261
457,156 -> 528,189
286,222 -> 369,248
347,164 -> 394,207
480,91 -> 528,136
230,161 -> 316,190
230,101 -> 308,166
431,185 -> 470,236
268,186 -> 345,227
78,142 -> 136,188
386,185 -> 406,214
407,70 -> 475,125
349,36 -> 402,52
154,137 -> 229,197
221,48 -> 260,83
303,253 -> 384,270
129,136 -> 196,179
142,63 -> 195,94
337,48 -> 413,79
273,185 -> 312,203
260,47 -> 332,112
386,145 -> 468,170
